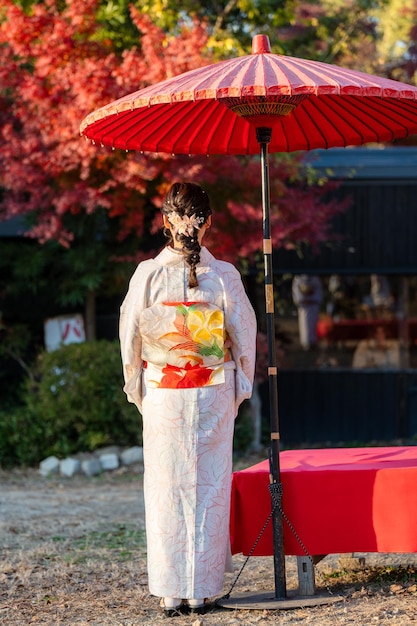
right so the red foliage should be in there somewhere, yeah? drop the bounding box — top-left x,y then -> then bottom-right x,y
0,0 -> 344,259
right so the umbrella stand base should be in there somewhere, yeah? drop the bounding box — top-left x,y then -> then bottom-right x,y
216,590 -> 344,611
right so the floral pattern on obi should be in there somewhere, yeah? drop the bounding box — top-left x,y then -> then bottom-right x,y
139,301 -> 226,388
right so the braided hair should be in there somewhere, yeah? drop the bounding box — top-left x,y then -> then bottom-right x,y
161,182 -> 212,288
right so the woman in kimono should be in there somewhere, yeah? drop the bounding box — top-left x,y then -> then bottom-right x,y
119,182 -> 257,616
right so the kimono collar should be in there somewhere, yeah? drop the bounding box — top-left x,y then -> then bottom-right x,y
156,246 -> 215,266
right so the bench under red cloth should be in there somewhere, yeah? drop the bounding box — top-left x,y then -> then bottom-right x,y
230,446 -> 417,557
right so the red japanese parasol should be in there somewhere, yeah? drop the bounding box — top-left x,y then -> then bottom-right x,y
80,34 -> 417,608
80,34 -> 417,154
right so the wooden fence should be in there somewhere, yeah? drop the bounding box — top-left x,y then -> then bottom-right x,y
259,369 -> 417,446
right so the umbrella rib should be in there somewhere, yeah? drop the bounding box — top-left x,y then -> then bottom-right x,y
206,105 -> 251,155
329,95 -> 417,144
165,103 -> 212,154
296,98 -> 336,150
316,96 -> 368,146
355,97 -> 417,138
108,108 -> 160,150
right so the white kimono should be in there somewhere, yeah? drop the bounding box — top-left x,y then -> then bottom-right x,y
119,246 -> 257,600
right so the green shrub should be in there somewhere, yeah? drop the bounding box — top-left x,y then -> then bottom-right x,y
1,340 -> 142,466
0,339 -> 255,468
0,404 -> 47,468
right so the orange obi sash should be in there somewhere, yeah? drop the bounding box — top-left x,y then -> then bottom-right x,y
140,301 -> 228,389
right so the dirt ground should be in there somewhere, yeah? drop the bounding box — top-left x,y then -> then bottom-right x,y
1,462 -> 417,626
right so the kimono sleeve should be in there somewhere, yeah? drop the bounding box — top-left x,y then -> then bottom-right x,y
119,261 -> 154,411
221,263 -> 257,414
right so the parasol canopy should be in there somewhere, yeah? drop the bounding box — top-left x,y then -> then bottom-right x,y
80,35 -> 417,155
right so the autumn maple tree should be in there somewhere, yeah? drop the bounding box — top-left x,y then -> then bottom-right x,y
0,0 -> 342,251
0,0 -> 210,246
0,0 -> 347,346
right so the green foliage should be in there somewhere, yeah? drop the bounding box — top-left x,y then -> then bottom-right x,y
1,226 -> 259,468
0,336 -> 256,467
0,402 -> 53,468
234,400 -> 255,452
131,0 -> 296,56
0,340 -> 141,467
96,0 -> 143,51
0,233 -> 135,345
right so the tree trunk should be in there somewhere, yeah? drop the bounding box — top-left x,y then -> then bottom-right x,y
84,290 -> 96,341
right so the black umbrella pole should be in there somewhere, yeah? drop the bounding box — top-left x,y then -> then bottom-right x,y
256,126 -> 287,599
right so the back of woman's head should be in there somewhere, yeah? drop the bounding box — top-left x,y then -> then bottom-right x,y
161,182 -> 212,288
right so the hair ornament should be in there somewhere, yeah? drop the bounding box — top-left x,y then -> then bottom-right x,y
168,211 -> 205,237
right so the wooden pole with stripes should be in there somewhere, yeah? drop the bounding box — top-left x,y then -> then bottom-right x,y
256,126 -> 286,599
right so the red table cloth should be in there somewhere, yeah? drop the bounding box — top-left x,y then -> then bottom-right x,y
230,447 -> 417,557
316,318 -> 417,343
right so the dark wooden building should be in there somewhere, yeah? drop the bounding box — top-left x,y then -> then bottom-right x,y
271,146 -> 417,446
276,146 -> 417,275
